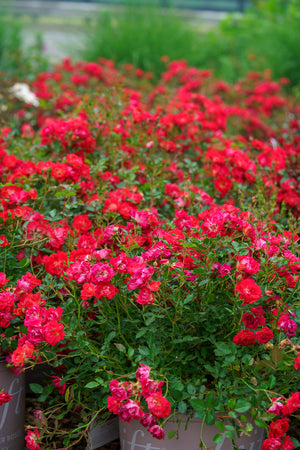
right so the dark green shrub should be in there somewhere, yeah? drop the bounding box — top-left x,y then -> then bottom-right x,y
81,1 -> 200,77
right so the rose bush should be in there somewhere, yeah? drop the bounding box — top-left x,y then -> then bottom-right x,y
0,58 -> 299,449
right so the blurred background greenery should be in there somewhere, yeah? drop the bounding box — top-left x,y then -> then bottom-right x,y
1,0 -> 300,89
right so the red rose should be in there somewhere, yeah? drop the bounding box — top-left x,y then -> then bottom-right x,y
256,327 -> 274,344
236,278 -> 261,304
0,391 -> 12,406
281,435 -> 295,450
233,329 -> 256,346
268,418 -> 289,438
148,425 -> 165,440
107,396 -> 122,415
214,176 -> 232,196
242,311 -> 265,329
146,393 -> 171,418
236,255 -> 260,275
261,438 -> 282,450
43,321 -> 65,345
282,392 -> 300,415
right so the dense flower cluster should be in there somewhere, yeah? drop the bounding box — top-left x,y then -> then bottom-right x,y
107,364 -> 170,439
0,58 -> 299,448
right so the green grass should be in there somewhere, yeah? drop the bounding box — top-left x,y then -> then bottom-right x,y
0,10 -> 48,78
79,0 -> 300,88
80,1 -> 202,77
188,0 -> 300,86
0,13 -> 23,72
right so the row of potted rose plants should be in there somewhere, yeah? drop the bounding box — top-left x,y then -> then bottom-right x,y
0,58 -> 299,450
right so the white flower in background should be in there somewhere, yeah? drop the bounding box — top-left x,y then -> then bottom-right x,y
9,83 -> 39,107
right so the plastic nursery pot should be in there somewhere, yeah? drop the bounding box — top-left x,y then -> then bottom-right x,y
119,414 -> 265,450
0,355 -> 25,450
88,416 -> 120,449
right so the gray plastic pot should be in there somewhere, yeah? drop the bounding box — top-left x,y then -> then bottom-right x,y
0,356 -> 25,450
88,416 -> 120,449
119,414 -> 265,450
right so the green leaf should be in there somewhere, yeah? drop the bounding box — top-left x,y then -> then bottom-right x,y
136,329 -> 147,339
114,343 -> 126,353
106,331 -> 116,342
19,258 -> 29,268
234,400 -> 252,413
29,383 -> 43,394
190,398 -> 205,412
205,410 -> 216,425
290,437 -> 300,448
145,315 -> 155,326
85,381 -> 100,389
183,294 -> 193,305
225,430 -> 236,440
216,421 -> 225,432
168,430 -> 176,440
205,393 -> 217,409
187,384 -> 196,395
195,410 -> 205,418
227,398 -> 236,410
255,419 -> 267,428
268,375 -> 276,389
178,401 -> 187,414
213,434 -> 224,444
215,342 -> 234,355
128,347 -> 134,357
138,346 -> 150,356
170,377 -> 184,392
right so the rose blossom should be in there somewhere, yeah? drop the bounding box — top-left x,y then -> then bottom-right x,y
25,429 -> 40,450
294,353 -> 300,370
0,391 -> 12,405
107,396 -> 122,415
89,263 -> 114,283
146,393 -> 171,418
119,399 -> 145,422
281,436 -> 295,450
148,424 -> 165,440
233,329 -> 256,346
256,327 -> 274,344
267,397 -> 284,415
127,266 -> 155,290
140,413 -> 157,428
236,278 -> 261,304
242,311 -> 265,329
278,313 -> 297,338
268,418 -> 289,438
43,321 -> 65,345
282,392 -> 300,415
261,438 -> 282,450
136,363 -> 151,381
236,255 -> 260,274
109,380 -> 128,401
52,376 -> 66,395
136,287 -> 155,305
